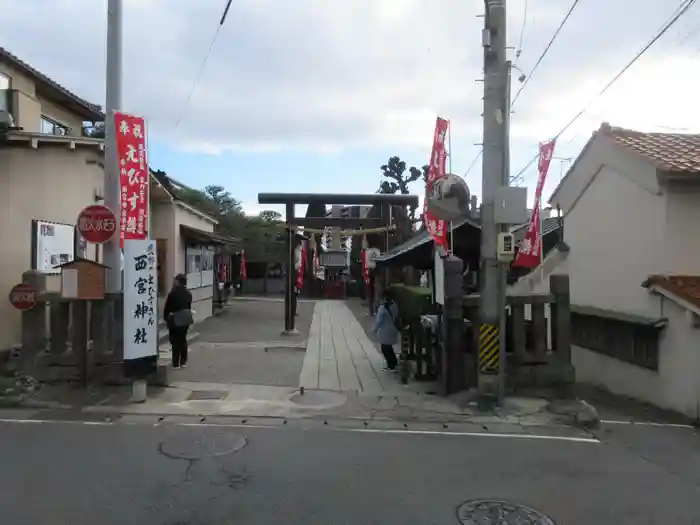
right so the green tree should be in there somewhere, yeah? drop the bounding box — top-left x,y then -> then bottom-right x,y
204,185 -> 243,216
258,210 -> 282,222
242,215 -> 285,262
379,156 -> 423,195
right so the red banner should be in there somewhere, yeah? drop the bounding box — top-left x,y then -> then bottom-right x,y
296,244 -> 306,290
361,250 -> 370,285
512,139 -> 557,268
115,112 -> 149,247
240,250 -> 247,280
423,117 -> 450,249
219,262 -> 229,282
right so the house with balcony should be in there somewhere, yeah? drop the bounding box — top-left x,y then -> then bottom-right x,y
0,47 -> 239,352
514,122 -> 700,418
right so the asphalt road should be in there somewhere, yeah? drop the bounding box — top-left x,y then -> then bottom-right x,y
2,418 -> 700,524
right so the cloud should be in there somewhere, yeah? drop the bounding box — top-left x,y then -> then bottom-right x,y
1,0 -> 699,160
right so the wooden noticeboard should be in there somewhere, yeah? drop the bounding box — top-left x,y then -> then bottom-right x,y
57,258 -> 108,300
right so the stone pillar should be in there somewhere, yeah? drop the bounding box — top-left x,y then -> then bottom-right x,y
72,300 -> 89,385
21,271 -> 47,363
90,299 -> 109,363
104,293 -> 124,361
49,302 -> 70,354
550,274 -> 571,364
441,255 -> 464,395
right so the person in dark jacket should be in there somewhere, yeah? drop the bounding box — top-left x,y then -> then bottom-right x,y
163,273 -> 193,369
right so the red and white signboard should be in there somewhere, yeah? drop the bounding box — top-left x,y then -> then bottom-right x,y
423,117 -> 450,250
115,112 -> 149,247
8,283 -> 37,311
77,205 -> 117,244
512,139 -> 557,268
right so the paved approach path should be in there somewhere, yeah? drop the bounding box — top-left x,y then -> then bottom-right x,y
299,300 -> 399,394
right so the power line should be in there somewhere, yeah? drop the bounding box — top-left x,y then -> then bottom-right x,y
510,0 -> 697,183
467,0 -> 579,183
511,0 -> 582,107
463,149 -> 483,180
173,0 -> 233,132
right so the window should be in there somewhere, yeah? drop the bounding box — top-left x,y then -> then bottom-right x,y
571,312 -> 661,370
185,245 -> 215,288
0,72 -> 9,112
40,116 -> 68,136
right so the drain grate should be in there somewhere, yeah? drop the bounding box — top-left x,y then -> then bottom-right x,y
457,499 -> 555,524
187,390 -> 227,401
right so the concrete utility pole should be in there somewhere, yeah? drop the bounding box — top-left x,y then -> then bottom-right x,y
478,0 -> 509,406
104,0 -> 123,293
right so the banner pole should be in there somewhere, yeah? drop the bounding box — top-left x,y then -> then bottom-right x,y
448,120 -> 454,254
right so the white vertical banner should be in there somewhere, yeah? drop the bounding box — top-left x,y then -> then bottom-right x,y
123,239 -> 158,361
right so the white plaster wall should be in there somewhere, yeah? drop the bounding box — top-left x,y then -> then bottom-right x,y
663,183 -> 700,275
573,294 -> 700,418
534,134 -> 700,417
0,144 -> 103,349
173,203 -> 216,322
150,200 -> 173,289
561,164 -> 665,318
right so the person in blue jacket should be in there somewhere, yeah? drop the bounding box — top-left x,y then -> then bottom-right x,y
372,288 -> 400,370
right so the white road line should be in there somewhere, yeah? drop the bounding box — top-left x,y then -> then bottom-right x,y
0,418 -> 599,443
601,419 -> 696,429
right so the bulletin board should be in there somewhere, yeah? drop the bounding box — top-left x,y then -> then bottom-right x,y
31,219 -> 76,274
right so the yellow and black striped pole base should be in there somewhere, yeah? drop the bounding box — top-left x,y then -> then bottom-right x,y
478,322 -> 500,373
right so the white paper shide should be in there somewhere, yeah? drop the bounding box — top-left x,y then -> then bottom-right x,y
124,239 -> 158,361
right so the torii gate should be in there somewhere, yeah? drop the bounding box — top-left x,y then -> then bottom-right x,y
257,192 -> 419,334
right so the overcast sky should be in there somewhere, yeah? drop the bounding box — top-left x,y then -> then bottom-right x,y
1,0 -> 699,215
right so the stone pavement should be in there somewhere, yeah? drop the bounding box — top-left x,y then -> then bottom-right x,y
300,300 -> 398,394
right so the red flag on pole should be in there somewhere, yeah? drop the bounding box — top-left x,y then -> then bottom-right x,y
512,139 -> 557,268
423,117 -> 450,250
296,243 -> 306,290
240,250 -> 247,280
361,249 -> 370,285
114,112 -> 150,247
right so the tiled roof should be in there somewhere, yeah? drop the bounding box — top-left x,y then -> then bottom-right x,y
375,216 -> 481,263
601,122 -> 700,174
642,275 -> 700,310
511,216 -> 560,244
0,46 -> 104,119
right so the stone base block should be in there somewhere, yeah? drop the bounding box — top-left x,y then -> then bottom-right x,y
96,362 -> 169,387
508,362 -> 576,398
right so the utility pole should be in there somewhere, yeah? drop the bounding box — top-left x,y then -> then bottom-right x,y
478,0 -> 509,407
104,0 -> 123,293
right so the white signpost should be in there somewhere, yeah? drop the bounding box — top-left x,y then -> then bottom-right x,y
123,239 -> 158,400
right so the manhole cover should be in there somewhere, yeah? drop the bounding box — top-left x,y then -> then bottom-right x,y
289,390 -> 347,408
457,499 -> 555,524
159,428 -> 247,460
187,390 -> 227,401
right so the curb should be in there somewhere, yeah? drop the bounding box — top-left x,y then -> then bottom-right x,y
0,395 -> 71,410
546,398 -> 600,429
